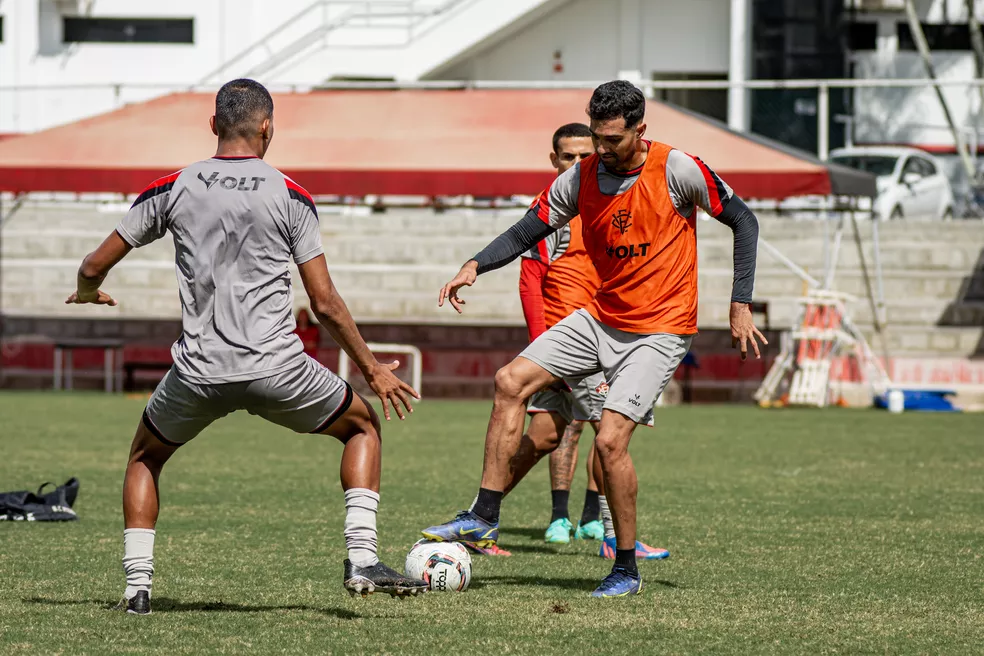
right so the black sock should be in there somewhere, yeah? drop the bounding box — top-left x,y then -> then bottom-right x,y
580,489 -> 601,525
614,548 -> 638,575
550,489 -> 570,523
472,488 -> 503,525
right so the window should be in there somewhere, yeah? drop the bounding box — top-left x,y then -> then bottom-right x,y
902,157 -> 925,179
849,22 -> 878,50
831,155 -> 898,177
916,157 -> 937,177
0,15 -> 4,43
63,17 -> 193,44
898,23 -> 972,51
651,73 -> 728,123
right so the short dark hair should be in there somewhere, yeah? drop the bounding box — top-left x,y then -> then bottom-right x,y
214,78 -> 274,140
552,123 -> 593,152
588,80 -> 646,128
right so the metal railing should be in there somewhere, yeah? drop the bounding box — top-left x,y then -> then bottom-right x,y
197,0 -> 472,85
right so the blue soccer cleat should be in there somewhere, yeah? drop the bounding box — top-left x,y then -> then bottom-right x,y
544,518 -> 573,544
599,536 -> 670,560
421,511 -> 499,548
591,567 -> 643,598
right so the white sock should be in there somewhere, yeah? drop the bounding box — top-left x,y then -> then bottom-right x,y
469,494 -> 478,512
599,496 -> 616,540
344,488 -> 380,567
122,528 -> 155,600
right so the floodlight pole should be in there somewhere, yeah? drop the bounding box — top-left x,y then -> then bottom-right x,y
817,82 -> 830,161
904,0 -> 976,180
967,0 -> 984,156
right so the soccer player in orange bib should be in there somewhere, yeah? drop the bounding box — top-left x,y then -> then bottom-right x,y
510,123 -> 667,559
424,81 -> 766,597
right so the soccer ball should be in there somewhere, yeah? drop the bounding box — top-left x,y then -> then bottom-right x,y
405,540 -> 472,592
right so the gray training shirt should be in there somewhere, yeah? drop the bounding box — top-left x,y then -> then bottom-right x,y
475,146 -> 759,303
117,156 -> 323,384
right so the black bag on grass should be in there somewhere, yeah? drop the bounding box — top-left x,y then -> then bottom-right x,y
0,477 -> 80,521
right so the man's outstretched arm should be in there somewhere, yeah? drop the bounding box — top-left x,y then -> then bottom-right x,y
297,254 -> 419,420
439,211 -> 558,313
65,231 -> 132,306
68,172 -> 175,306
439,168 -> 581,313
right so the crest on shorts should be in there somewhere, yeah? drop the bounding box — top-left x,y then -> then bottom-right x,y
611,209 -> 632,235
595,382 -> 610,396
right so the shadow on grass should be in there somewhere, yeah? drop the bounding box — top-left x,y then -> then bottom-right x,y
500,526 -> 551,540
23,596 -> 360,619
493,542 -> 573,555
470,575 -> 679,591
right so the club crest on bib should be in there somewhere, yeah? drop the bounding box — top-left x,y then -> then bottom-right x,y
611,209 -> 632,235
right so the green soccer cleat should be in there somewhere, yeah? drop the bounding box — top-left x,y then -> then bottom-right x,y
574,519 -> 605,541
544,517 -> 573,544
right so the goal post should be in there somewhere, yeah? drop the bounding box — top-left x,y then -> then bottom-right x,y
337,343 -> 423,399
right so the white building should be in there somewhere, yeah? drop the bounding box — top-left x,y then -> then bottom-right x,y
1,0 -> 982,159
0,0 -> 742,134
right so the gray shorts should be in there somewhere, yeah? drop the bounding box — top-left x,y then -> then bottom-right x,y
143,355 -> 352,445
528,372 -> 607,423
520,309 -> 692,424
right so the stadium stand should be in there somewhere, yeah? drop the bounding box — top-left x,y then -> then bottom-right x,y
1,89 -> 981,400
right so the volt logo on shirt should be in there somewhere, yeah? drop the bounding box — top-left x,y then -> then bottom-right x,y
198,172 -> 266,191
605,242 -> 651,259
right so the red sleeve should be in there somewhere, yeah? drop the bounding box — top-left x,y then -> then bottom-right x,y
530,189 -> 551,225
690,154 -> 727,217
519,257 -> 549,342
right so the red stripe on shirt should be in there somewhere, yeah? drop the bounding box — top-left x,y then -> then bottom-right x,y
284,176 -> 314,203
138,170 -> 182,196
691,155 -> 724,216
531,188 -> 551,225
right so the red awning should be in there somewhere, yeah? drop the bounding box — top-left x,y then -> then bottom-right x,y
0,89 -> 873,199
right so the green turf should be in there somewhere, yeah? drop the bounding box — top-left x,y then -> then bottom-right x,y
0,392 -> 982,654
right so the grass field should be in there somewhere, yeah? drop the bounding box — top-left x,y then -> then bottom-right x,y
0,392 -> 982,654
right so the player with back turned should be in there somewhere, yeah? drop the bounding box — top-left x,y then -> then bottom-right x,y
423,81 -> 765,597
66,79 -> 428,613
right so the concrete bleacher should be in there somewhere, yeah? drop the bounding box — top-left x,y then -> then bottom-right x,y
3,201 -> 982,359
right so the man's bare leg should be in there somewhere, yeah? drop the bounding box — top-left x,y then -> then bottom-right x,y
320,393 -> 382,492
572,423 -> 604,538
545,419 -> 582,534
592,421 -> 670,560
122,424 -> 180,530
478,357 -> 560,492
118,422 -> 179,611
593,410 -> 639,555
503,411 -> 567,495
423,357 -> 557,544
319,393 -> 427,596
586,431 -> 600,492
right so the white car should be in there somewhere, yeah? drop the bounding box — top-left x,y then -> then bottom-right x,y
830,146 -> 954,220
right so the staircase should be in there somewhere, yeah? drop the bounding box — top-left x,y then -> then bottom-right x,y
197,0 -> 558,85
198,0 -> 472,85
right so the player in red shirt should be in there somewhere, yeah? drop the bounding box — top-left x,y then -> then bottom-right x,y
293,308 -> 320,359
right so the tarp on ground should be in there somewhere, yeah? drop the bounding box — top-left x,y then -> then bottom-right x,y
0,89 -> 875,199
